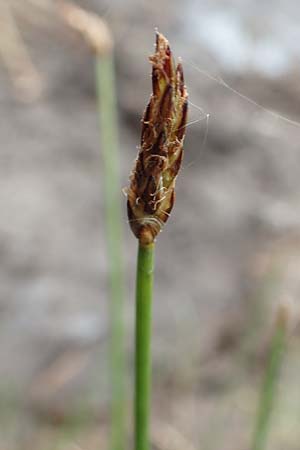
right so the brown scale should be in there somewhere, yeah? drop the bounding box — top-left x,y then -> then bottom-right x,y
127,32 -> 188,246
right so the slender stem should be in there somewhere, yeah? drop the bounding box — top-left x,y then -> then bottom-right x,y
251,319 -> 286,450
95,55 -> 125,450
135,243 -> 155,450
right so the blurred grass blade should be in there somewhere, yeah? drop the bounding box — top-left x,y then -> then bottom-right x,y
251,305 -> 288,450
95,53 -> 126,450
58,3 -> 126,449
0,1 -> 43,101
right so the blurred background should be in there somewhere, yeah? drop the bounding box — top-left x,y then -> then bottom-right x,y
1,0 -> 300,449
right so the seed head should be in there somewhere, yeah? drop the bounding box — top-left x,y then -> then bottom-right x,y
127,32 -> 188,246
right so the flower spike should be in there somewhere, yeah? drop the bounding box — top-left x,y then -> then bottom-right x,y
127,32 -> 188,246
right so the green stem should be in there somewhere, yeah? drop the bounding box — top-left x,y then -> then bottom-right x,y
95,55 -> 125,450
135,243 -> 155,450
251,319 -> 286,450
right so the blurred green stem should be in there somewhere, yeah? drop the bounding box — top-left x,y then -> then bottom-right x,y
135,243 -> 155,450
251,314 -> 287,450
95,54 -> 125,450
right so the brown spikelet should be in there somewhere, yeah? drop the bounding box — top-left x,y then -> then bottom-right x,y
127,32 -> 188,246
